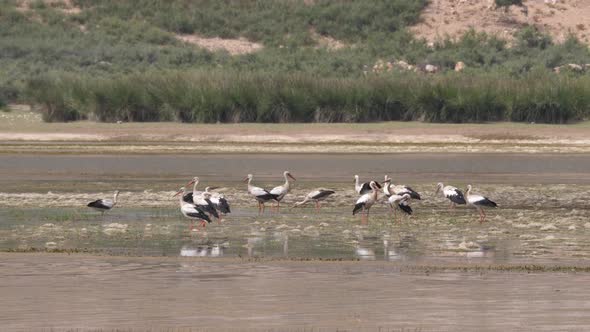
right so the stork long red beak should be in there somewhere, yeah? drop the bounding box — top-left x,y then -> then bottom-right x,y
243,177 -> 249,182
186,179 -> 196,187
173,190 -> 182,197
288,174 -> 296,181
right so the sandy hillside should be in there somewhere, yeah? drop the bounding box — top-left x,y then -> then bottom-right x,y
412,0 -> 590,45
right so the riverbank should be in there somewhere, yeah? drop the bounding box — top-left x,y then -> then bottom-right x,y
2,107 -> 590,154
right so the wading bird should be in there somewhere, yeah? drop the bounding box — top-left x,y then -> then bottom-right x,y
353,181 -> 380,224
292,189 -> 335,211
435,182 -> 467,209
184,177 -> 219,219
245,174 -> 279,214
87,190 -> 119,215
174,187 -> 211,230
387,193 -> 413,222
270,171 -> 296,212
205,186 -> 231,215
354,175 -> 381,195
466,184 -> 497,223
383,175 -> 421,200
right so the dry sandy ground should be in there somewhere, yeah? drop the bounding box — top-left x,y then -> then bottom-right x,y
412,0 -> 590,45
2,107 -> 590,154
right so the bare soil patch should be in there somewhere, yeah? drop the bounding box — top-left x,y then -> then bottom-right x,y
309,28 -> 347,50
412,0 -> 590,45
175,34 -> 263,55
16,0 -> 81,15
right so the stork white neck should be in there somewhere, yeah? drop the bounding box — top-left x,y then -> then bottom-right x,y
192,179 -> 199,197
369,181 -> 379,200
282,172 -> 292,189
177,188 -> 186,206
246,175 -> 254,191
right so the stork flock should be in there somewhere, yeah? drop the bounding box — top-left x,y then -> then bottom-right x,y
87,171 -> 498,231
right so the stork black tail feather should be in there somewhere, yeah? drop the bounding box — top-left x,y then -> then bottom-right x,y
187,209 -> 212,223
398,203 -> 413,215
352,202 -> 365,215
479,198 -> 498,208
218,198 -> 231,214
87,200 -> 102,208
449,194 -> 467,205
198,204 -> 219,219
257,193 -> 280,201
410,192 -> 421,200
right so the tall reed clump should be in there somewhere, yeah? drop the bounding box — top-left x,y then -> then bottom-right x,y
27,71 -> 590,124
415,74 -> 506,123
507,72 -> 590,123
26,75 -> 89,122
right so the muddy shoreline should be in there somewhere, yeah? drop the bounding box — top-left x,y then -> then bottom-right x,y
3,109 -> 590,154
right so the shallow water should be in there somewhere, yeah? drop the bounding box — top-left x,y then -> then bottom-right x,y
1,153 -> 590,330
1,153 -> 590,263
1,254 -> 590,331
2,199 -> 590,264
2,153 -> 590,184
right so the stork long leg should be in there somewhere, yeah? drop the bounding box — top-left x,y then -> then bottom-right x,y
476,207 -> 484,223
360,207 -> 367,225
277,201 -> 280,213
315,201 -> 320,212
262,202 -> 266,214
481,208 -> 487,222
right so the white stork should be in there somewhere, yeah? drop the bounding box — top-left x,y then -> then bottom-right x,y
87,190 -> 119,215
270,171 -> 296,212
466,184 -> 498,223
352,181 -> 380,224
173,187 -> 212,230
244,174 -> 279,214
184,177 -> 219,219
383,175 -> 421,200
354,175 -> 381,195
387,193 -> 412,222
204,186 -> 231,215
292,189 -> 335,211
436,182 -> 467,209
